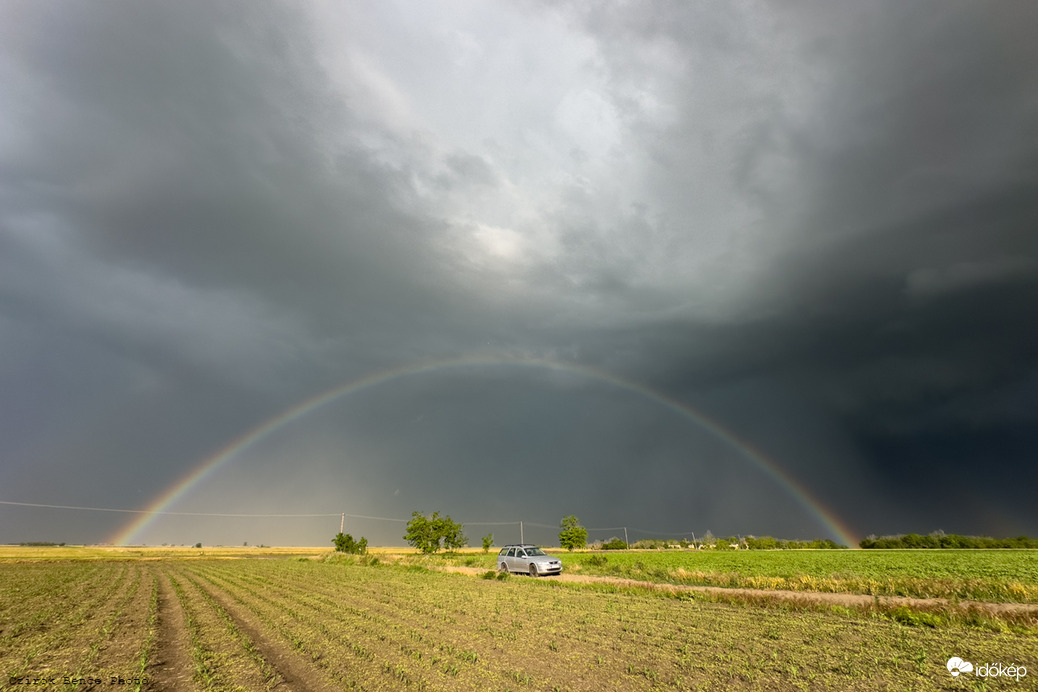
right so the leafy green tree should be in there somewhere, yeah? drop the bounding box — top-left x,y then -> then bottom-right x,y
482,533 -> 494,553
404,511 -> 467,554
438,515 -> 467,552
558,515 -> 588,551
404,512 -> 440,553
333,532 -> 368,554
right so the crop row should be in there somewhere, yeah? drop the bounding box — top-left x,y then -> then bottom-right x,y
0,562 -> 154,689
179,559 -> 1037,690
167,569 -> 283,690
190,562 -> 534,689
4,558 -> 1037,690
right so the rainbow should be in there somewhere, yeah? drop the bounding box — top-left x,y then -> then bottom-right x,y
111,354 -> 859,546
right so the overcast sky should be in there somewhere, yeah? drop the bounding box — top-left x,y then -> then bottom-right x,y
2,1 -> 1036,547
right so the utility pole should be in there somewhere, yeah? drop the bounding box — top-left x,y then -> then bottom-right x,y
624,527 -> 629,549
691,531 -> 697,549
520,521 -> 524,544
340,513 -> 345,534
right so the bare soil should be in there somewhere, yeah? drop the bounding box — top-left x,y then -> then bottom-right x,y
149,572 -> 199,692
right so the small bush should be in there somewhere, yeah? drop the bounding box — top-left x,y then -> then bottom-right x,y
888,607 -> 941,628
481,570 -> 498,580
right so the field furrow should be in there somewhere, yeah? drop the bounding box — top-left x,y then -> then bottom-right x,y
3,551 -> 1036,691
196,563 -> 548,687
149,571 -> 199,692
185,559 -> 1038,691
166,569 -> 285,691
188,565 -> 440,690
184,569 -> 354,692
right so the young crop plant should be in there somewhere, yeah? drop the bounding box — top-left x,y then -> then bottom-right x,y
0,562 -> 137,682
167,574 -> 218,688
71,564 -> 143,679
182,573 -> 284,687
190,564 -> 438,688
132,574 -> 160,692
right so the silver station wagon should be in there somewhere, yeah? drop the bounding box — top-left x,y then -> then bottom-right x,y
497,544 -> 562,577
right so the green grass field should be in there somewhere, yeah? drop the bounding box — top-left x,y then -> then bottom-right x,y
431,549 -> 1038,603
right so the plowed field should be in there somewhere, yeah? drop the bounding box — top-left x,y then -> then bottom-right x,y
2,557 -> 1035,690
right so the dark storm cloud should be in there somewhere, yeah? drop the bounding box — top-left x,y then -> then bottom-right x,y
2,1 -> 506,356
540,0 -> 1038,535
2,0 -> 1035,544
11,8 -> 377,289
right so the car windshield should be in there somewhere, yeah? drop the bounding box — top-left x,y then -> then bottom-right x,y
524,547 -> 546,556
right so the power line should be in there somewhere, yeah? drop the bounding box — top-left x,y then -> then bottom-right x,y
339,513 -> 409,523
520,521 -> 559,529
0,500 -> 698,538
625,527 -> 697,537
0,500 -> 340,518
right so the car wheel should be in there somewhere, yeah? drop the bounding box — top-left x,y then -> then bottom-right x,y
499,562 -> 508,573
529,563 -> 538,577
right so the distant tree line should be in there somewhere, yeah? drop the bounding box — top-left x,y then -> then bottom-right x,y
593,535 -> 847,550
744,536 -> 846,550
860,532 -> 1038,549
18,542 -> 66,547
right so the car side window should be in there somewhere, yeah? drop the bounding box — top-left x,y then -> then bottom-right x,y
517,550 -> 526,558
506,548 -> 515,557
